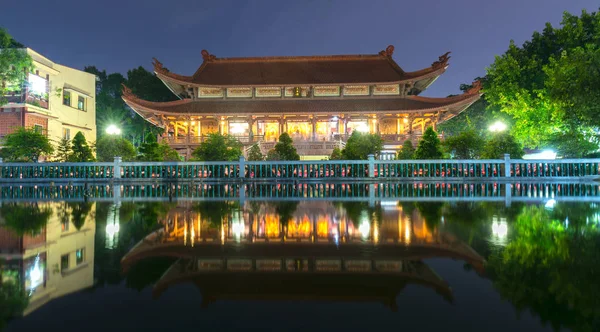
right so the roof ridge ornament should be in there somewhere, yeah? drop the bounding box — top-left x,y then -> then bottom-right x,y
465,80 -> 483,94
432,52 -> 451,69
121,83 -> 137,100
201,50 -> 217,62
152,58 -> 167,74
378,45 -> 395,57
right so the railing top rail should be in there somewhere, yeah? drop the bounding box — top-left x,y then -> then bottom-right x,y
0,162 -> 115,167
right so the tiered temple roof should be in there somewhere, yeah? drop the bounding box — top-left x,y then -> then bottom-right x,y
121,45 -> 481,132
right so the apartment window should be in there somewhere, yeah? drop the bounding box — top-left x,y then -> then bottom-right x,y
34,124 -> 43,134
61,254 -> 69,271
63,90 -> 71,106
77,96 -> 86,111
61,219 -> 69,232
76,249 -> 85,265
62,128 -> 71,140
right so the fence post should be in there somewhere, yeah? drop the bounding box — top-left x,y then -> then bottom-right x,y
114,157 -> 122,179
239,156 -> 245,178
368,154 -> 375,178
504,154 -> 511,178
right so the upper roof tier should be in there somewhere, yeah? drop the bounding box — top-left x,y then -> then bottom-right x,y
152,45 -> 451,89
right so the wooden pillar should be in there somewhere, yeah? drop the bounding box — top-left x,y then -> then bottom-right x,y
175,120 -> 179,137
311,117 -> 317,141
248,117 -> 254,141
397,118 -> 401,135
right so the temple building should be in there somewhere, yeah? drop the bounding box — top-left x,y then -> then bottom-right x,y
122,45 -> 481,160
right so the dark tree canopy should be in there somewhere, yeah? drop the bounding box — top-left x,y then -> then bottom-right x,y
192,133 -> 242,161
274,133 -> 300,161
414,127 -> 442,159
341,132 -> 383,160
95,135 -> 136,161
397,140 -> 415,160
247,144 -> 264,161
443,129 -> 485,159
69,131 -> 94,162
0,127 -> 54,162
481,132 -> 524,159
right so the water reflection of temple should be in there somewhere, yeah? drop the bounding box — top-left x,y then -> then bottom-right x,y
0,202 -> 96,315
121,201 -> 484,308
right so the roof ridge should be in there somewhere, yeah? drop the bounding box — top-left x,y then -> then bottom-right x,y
210,53 -> 387,63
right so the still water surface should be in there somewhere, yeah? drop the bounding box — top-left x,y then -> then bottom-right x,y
1,182 -> 599,331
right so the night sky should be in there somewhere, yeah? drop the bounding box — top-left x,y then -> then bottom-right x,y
2,0 -> 598,97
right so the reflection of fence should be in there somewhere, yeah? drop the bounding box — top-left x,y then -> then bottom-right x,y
1,182 -> 599,203
1,155 -> 600,181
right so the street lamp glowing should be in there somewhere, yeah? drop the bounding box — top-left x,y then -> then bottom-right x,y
489,121 -> 507,132
106,124 -> 121,135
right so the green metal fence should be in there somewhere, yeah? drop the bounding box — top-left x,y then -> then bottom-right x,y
1,155 -> 600,181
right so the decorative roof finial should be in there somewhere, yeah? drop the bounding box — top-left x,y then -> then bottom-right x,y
379,45 -> 395,57
201,50 -> 216,62
432,51 -> 451,69
152,58 -> 166,74
121,84 -> 134,98
466,80 -> 483,94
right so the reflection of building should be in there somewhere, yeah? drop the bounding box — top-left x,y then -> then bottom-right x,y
0,48 -> 96,159
122,46 -> 481,159
0,202 -> 96,315
121,201 -> 484,306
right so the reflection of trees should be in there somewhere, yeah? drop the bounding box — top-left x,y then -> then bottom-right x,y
338,202 -> 382,226
0,203 -> 52,236
125,257 -> 176,292
415,202 -> 444,229
68,202 -> 93,230
195,201 -> 239,228
0,279 -> 29,330
487,205 -> 600,331
94,201 -> 175,287
273,201 -> 299,226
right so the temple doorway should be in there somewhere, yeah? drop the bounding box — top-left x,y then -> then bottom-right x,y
257,121 -> 280,142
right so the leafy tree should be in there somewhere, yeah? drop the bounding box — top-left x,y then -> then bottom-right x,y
247,144 -> 264,161
55,137 -> 72,162
138,133 -> 160,161
0,29 -> 32,106
0,127 -> 54,162
192,133 -> 242,161
443,129 -> 485,159
69,131 -> 94,162
156,141 -> 180,161
329,147 -> 342,160
341,132 -> 383,160
95,135 -> 136,161
485,10 -> 600,149
397,140 -> 415,160
126,66 -> 176,102
274,133 -> 300,161
265,149 -> 281,161
414,127 -> 442,159
481,132 -> 524,159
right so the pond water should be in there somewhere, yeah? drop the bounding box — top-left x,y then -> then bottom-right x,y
1,182 -> 599,331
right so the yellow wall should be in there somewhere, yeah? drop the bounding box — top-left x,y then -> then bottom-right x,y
27,49 -> 97,150
21,202 -> 96,315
